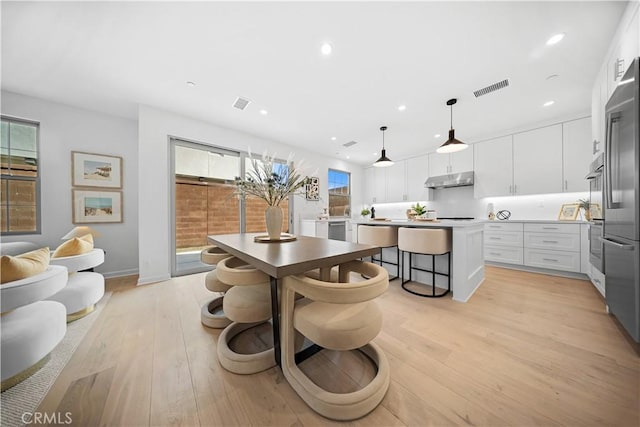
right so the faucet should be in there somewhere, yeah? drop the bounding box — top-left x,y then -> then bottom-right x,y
370,206 -> 376,219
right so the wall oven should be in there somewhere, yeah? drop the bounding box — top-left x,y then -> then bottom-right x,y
586,153 -> 604,272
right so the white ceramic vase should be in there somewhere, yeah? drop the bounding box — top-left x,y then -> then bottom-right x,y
265,206 -> 283,240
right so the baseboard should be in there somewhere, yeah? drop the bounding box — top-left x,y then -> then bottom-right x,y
485,261 -> 589,280
102,268 -> 139,279
137,274 -> 171,286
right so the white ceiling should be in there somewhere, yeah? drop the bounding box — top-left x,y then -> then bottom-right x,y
0,1 -> 627,165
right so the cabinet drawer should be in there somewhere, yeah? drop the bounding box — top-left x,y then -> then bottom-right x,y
485,245 -> 524,265
485,231 -> 523,247
485,222 -> 523,232
524,232 -> 580,252
524,223 -> 580,234
524,248 -> 581,272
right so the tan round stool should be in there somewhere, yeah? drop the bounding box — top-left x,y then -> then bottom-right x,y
357,225 -> 399,280
280,260 -> 390,420
216,256 -> 275,374
398,227 -> 452,298
199,246 -> 232,329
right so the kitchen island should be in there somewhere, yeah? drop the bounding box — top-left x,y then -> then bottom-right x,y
354,219 -> 485,302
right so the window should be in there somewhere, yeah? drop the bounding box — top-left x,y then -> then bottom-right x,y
328,169 -> 350,217
1,117 -> 40,234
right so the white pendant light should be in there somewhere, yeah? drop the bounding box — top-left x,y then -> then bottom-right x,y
436,98 -> 468,154
373,126 -> 394,167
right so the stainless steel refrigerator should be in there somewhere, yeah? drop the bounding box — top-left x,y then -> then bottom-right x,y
603,56 -> 640,342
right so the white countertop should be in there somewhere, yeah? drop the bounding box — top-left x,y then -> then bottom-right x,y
302,218 -> 349,223
353,219 -> 484,228
483,219 -> 589,224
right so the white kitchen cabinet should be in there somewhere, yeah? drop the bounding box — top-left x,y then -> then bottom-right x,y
373,167 -> 386,203
406,154 -> 431,202
562,117 -> 591,192
473,135 -> 513,198
607,4 -> 639,98
513,124 -> 563,195
385,161 -> 407,202
363,167 -> 375,205
591,64 -> 606,158
428,146 -> 474,177
484,222 -> 524,265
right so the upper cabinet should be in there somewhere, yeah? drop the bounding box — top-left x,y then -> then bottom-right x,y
385,161 -> 407,202
606,5 -> 639,99
513,124 -> 563,196
473,135 -> 513,198
562,117 -> 591,192
428,146 -> 474,176
373,167 -> 386,204
406,155 -> 431,202
363,167 -> 374,205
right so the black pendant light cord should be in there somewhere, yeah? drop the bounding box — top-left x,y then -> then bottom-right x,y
380,126 -> 387,149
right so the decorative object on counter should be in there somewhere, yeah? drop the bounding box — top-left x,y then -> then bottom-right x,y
318,207 -> 329,220
425,210 -> 438,220
234,150 -> 310,240
558,203 -> 579,221
487,203 -> 496,220
370,206 -> 376,219
589,203 -> 602,221
577,198 -> 592,221
410,202 -> 427,218
436,98 -> 468,154
361,208 -> 371,218
373,126 -> 394,167
496,210 -> 511,220
305,176 -> 320,201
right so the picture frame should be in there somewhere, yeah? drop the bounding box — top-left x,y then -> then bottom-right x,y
558,203 -> 580,221
72,189 -> 123,224
306,176 -> 320,201
589,203 -> 602,220
72,151 -> 123,188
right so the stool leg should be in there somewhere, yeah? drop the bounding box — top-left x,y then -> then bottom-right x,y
432,254 -> 436,297
448,251 -> 451,293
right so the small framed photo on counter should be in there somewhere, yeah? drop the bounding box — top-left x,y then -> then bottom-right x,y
558,203 -> 579,221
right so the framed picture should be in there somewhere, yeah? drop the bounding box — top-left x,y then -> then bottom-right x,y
73,189 -> 123,224
589,203 -> 602,219
558,203 -> 580,221
306,176 -> 320,201
72,151 -> 123,188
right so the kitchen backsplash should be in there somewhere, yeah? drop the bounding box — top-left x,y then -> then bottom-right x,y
369,187 -> 590,221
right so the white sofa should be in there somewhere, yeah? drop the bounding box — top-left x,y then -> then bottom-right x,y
0,265 -> 68,391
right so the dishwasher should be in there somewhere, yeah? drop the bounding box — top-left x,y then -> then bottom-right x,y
328,221 -> 346,241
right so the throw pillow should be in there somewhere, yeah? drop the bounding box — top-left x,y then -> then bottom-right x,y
0,247 -> 50,284
52,234 -> 94,258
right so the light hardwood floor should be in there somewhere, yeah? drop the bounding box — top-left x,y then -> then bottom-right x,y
37,266 -> 639,426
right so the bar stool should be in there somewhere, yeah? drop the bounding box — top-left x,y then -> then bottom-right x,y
357,225 -> 399,280
200,246 -> 233,329
215,256 -> 275,374
398,227 -> 452,298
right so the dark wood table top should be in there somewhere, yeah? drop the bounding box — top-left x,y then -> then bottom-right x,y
208,233 -> 379,278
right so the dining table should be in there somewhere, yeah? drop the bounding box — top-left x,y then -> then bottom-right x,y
207,232 -> 379,366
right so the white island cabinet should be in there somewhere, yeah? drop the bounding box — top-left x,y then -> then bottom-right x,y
354,219 -> 485,303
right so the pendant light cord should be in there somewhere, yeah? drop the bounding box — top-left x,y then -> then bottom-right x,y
450,104 -> 453,130
382,129 -> 385,149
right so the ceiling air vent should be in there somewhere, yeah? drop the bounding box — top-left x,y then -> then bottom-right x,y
232,96 -> 251,110
342,140 -> 358,147
473,79 -> 509,98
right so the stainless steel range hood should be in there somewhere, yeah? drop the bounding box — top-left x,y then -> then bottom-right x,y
424,171 -> 474,189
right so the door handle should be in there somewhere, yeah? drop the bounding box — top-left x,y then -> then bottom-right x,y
603,238 -> 635,251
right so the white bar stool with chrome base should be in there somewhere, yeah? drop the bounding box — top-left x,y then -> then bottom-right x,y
398,227 -> 452,298
357,225 -> 399,280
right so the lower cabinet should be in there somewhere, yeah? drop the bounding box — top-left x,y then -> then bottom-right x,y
485,222 -> 585,274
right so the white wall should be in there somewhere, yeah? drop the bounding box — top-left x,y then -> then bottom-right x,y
137,105 -> 364,284
1,91 -> 139,277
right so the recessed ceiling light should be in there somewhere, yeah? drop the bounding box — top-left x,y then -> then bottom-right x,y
543,100 -> 555,107
346,155 -> 350,159
373,152 -> 378,156
398,105 -> 407,111
321,43 -> 333,55
331,136 -> 337,141
186,81 -> 196,87
259,109 -> 268,115
434,134 -> 441,138
546,33 -> 565,46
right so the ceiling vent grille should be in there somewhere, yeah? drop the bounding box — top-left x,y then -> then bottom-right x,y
232,96 -> 251,110
342,140 -> 358,147
473,79 -> 509,98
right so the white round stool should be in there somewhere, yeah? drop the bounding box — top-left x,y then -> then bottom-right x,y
398,227 -> 452,298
